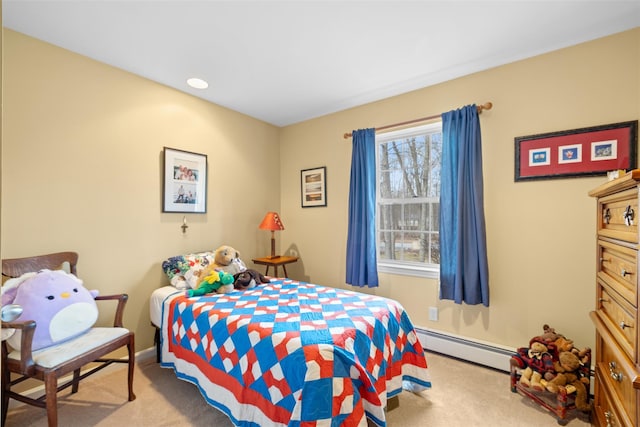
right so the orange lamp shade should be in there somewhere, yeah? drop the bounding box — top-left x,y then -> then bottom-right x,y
259,212 -> 285,231
259,212 -> 284,258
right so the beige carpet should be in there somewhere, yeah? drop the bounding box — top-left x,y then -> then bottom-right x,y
5,351 -> 591,426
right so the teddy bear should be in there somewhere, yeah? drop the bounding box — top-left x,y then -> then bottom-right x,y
197,245 -> 246,278
539,324 -> 562,344
193,245 -> 246,289
186,270 -> 235,297
544,351 -> 592,413
233,269 -> 270,290
554,335 -> 591,365
517,340 -> 553,391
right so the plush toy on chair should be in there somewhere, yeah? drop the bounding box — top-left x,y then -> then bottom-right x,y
517,341 -> 553,391
1,269 -> 99,351
545,351 -> 592,413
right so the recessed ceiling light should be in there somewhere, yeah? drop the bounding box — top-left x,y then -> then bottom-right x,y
187,78 -> 208,89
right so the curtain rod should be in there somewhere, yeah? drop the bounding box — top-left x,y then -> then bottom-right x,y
342,101 -> 493,139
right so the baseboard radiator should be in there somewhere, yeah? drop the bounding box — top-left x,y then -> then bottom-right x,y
415,327 -> 515,372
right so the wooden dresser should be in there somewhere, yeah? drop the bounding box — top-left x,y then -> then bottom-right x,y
589,170 -> 640,427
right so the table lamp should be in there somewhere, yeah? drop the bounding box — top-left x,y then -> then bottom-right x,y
259,211 -> 285,258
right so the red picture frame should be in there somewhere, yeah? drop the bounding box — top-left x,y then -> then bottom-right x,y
515,121 -> 638,181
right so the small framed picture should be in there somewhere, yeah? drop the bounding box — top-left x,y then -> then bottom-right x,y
163,147 -> 207,213
515,121 -> 637,181
558,144 -> 582,164
301,166 -> 327,208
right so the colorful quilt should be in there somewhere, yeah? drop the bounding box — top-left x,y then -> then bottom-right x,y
161,279 -> 431,426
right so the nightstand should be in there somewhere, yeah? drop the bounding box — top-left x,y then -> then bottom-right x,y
251,255 -> 298,278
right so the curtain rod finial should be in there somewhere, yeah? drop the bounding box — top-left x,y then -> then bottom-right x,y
481,102 -> 493,111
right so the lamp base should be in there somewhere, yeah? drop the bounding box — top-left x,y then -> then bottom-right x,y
270,235 -> 277,258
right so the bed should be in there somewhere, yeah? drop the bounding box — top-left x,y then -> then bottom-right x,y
151,256 -> 430,426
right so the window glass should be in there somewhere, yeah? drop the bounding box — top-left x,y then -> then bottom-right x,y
376,122 -> 442,277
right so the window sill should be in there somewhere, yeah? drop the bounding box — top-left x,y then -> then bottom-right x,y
377,262 -> 439,279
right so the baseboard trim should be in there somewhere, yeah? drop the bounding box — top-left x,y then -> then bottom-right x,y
416,327 -> 515,372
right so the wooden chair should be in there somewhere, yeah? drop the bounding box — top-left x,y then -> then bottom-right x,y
1,252 -> 136,427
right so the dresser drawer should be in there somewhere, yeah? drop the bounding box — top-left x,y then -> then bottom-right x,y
596,334 -> 638,426
597,188 -> 639,243
597,280 -> 637,361
598,239 -> 638,307
594,367 -> 630,427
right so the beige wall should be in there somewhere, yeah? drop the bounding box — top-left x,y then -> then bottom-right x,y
2,27 -> 639,354
279,28 -> 640,351
1,29 -> 281,350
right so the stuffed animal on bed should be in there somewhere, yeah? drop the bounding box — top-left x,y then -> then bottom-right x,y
1,269 -> 99,351
210,245 -> 247,275
233,269 -> 270,290
186,270 -> 235,297
193,245 -> 246,289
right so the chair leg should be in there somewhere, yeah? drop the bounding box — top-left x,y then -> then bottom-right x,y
127,334 -> 136,401
44,372 -> 58,427
1,346 -> 9,427
72,368 -> 81,393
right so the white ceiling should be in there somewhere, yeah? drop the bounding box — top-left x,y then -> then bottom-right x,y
3,1 -> 640,127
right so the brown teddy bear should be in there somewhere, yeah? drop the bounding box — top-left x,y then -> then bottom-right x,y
210,245 -> 246,275
545,351 -> 591,413
518,341 -> 552,391
196,245 -> 247,288
554,335 -> 591,365
539,324 -> 561,343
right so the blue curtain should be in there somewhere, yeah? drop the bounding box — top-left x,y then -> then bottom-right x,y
346,128 -> 379,287
439,105 -> 489,306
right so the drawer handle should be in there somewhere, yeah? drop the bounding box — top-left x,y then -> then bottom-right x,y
605,410 -> 614,427
599,297 -> 610,304
609,361 -> 623,382
620,268 -> 632,277
619,321 -> 633,330
603,208 -> 611,224
624,205 -> 634,226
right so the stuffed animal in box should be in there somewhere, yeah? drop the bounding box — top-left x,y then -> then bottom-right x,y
186,270 -> 235,297
554,335 -> 591,365
517,340 -> 553,391
233,269 -> 270,290
1,269 -> 99,351
544,351 -> 592,412
539,324 -> 562,344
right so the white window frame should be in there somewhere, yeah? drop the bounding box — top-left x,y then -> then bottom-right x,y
376,122 -> 442,279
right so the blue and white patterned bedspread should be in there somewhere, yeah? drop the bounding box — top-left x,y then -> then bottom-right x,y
161,279 -> 431,426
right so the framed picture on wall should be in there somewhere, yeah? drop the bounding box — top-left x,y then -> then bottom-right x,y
515,121 -> 638,181
163,147 -> 207,213
301,166 -> 327,208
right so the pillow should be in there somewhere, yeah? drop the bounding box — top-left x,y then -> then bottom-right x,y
1,269 -> 99,351
162,251 -> 216,290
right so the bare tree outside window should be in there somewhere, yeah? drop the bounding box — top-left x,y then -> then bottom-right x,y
377,123 -> 442,275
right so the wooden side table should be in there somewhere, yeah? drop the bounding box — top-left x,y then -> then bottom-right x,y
251,256 -> 298,278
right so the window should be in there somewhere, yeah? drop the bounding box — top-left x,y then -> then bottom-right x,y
376,122 -> 442,277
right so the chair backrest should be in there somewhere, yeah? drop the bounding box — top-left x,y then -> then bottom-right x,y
2,252 -> 78,278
